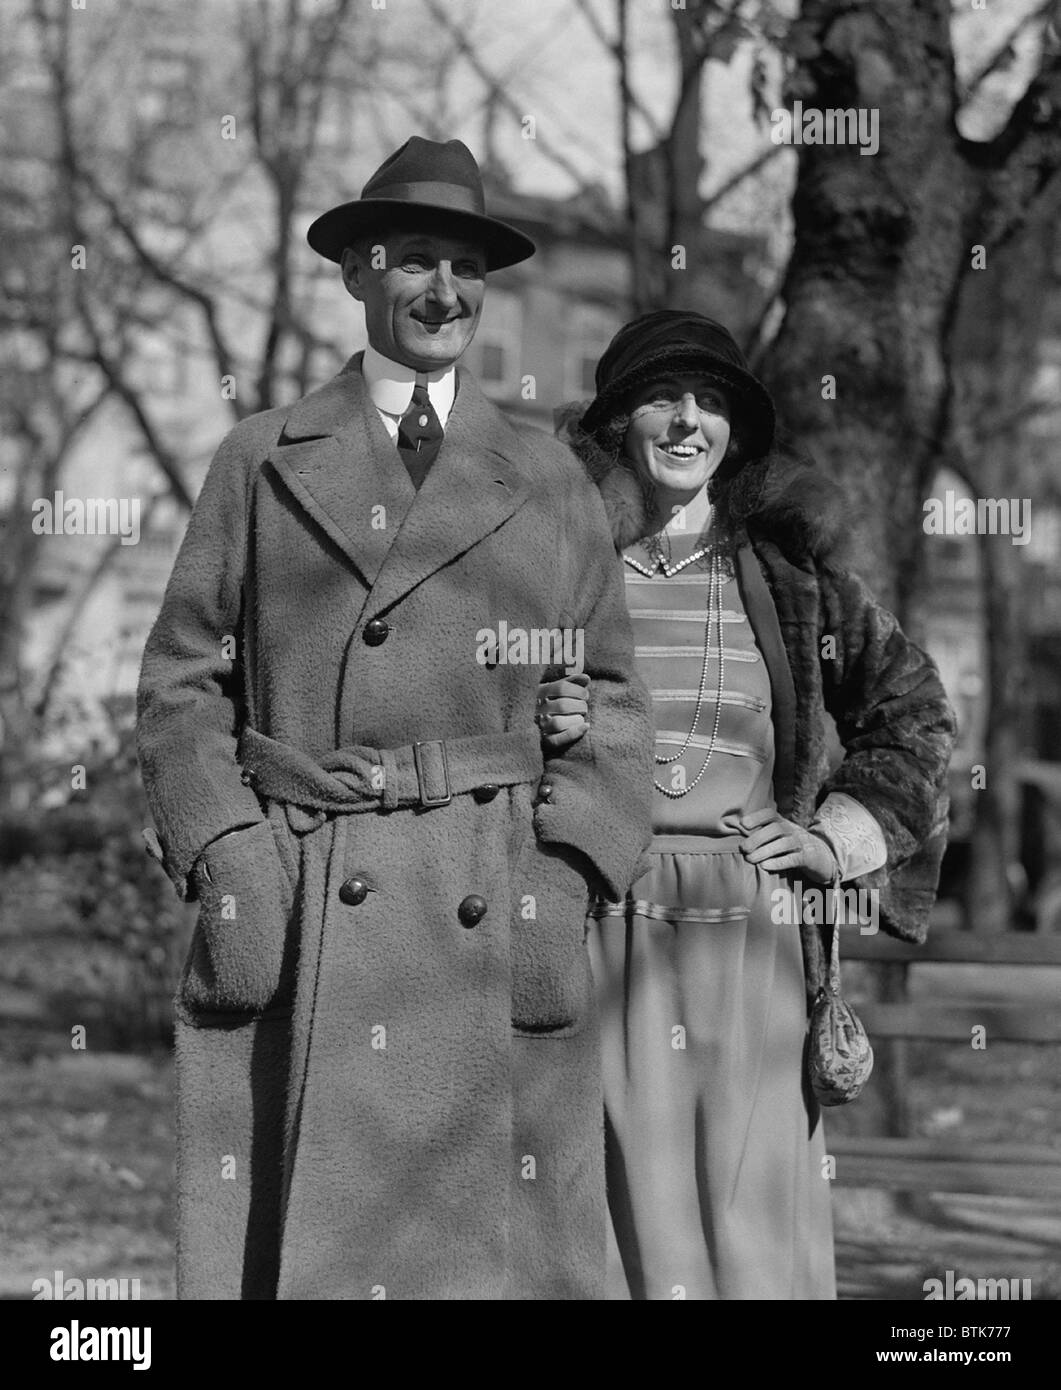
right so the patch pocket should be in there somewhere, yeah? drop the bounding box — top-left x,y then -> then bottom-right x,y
510,835 -> 594,1038
177,819 -> 296,1023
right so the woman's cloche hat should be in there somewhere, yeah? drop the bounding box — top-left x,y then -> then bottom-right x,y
580,310 -> 776,462
306,136 -> 537,272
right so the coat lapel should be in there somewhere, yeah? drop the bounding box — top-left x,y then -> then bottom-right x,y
266,355 -> 414,592
364,367 -> 532,618
267,358 -> 531,612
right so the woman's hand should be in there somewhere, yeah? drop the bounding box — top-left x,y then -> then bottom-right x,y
738,807 -> 838,883
536,671 -> 590,751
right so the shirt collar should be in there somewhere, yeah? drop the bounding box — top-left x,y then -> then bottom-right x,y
362,342 -> 457,423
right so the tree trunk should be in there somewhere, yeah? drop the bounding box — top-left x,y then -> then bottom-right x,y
663,4 -> 706,310
756,0 -> 1061,1149
948,187 -> 1061,932
758,0 -> 976,617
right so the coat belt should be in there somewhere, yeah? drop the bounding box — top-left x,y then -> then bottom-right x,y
237,726 -> 544,833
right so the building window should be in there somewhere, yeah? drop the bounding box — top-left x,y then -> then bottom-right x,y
137,50 -> 198,129
470,291 -> 521,397
480,342 -> 505,383
123,329 -> 191,399
565,306 -> 617,401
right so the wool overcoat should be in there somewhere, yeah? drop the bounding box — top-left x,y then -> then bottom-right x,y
592,450 -> 957,1005
136,356 -> 654,1301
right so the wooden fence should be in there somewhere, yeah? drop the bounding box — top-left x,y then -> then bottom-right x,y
830,930 -> 1061,1198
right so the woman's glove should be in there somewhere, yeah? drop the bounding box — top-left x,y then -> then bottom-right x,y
535,670 -> 590,751
738,807 -> 839,883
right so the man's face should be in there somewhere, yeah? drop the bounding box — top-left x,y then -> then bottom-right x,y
341,229 -> 487,371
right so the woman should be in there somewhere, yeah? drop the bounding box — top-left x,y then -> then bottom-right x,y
537,310 -> 956,1300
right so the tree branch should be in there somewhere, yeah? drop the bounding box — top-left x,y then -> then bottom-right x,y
421,0 -> 599,193
33,497 -> 161,723
959,0 -> 1055,102
73,167 -> 240,411
78,306 -> 194,511
960,35 -> 1061,249
702,141 -> 784,213
571,0 -> 664,143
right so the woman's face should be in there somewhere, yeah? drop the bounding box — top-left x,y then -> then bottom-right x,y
623,372 -> 732,496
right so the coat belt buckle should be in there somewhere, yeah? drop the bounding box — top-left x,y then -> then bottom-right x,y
412,740 -> 452,807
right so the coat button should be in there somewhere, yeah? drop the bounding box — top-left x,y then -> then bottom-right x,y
339,876 -> 370,906
457,894 -> 487,928
363,618 -> 389,646
536,781 -> 555,804
473,784 -> 499,803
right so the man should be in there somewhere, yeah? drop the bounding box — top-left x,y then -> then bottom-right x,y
137,137 -> 653,1300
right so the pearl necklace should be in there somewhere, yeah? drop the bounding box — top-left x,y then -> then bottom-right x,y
622,542 -> 727,799
622,543 -> 712,579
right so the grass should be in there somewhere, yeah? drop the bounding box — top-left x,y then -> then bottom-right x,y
0,1037 -> 175,1301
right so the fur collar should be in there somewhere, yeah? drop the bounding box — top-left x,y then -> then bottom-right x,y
594,451 -> 851,566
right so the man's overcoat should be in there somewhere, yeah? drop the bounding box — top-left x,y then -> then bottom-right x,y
137,357 -> 654,1300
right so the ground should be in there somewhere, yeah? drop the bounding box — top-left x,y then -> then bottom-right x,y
1,957 -> 1059,1302
0,1045 -> 175,1301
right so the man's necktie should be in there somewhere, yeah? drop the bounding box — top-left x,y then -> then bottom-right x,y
396,376 -> 444,490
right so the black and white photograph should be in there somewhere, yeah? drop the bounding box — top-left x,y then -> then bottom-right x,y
1,0 -> 1059,1347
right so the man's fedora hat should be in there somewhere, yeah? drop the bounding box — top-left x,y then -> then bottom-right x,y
307,136 -> 536,272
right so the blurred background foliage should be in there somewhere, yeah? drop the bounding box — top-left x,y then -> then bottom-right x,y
0,701 -> 193,1049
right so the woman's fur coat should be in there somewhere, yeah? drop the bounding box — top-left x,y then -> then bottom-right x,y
588,448 -> 957,1005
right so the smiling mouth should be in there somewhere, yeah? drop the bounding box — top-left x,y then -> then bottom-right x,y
656,442 -> 704,460
413,315 -> 461,330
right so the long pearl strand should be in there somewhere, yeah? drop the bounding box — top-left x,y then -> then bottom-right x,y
622,543 -> 727,799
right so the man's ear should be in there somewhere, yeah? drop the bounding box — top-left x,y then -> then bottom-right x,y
340,245 -> 366,302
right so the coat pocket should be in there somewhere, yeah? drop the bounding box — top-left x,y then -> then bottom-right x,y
510,835 -> 594,1038
177,818 -> 297,1023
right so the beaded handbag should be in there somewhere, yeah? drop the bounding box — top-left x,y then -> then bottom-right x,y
806,876 -> 874,1106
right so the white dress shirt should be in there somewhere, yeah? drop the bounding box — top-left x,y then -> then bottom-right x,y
361,342 -> 457,441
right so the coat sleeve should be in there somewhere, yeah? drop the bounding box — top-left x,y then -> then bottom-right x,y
136,427 -> 268,898
531,453 -> 655,900
816,561 -> 957,941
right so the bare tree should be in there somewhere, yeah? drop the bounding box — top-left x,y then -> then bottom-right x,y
579,0 -> 788,312
757,0 -> 1061,615
0,0 -> 374,781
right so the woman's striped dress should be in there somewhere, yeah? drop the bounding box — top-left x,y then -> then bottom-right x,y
587,551 -> 836,1300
